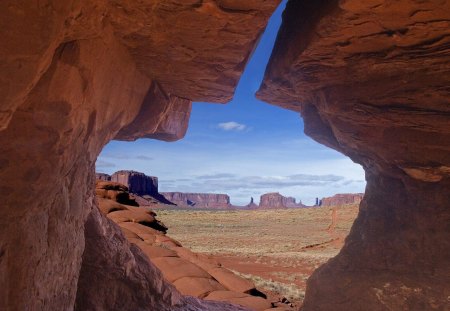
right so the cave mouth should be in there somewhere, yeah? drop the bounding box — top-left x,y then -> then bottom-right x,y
97,0 -> 366,209
3,0 -> 447,310
94,0 -> 365,307
94,168 -> 363,308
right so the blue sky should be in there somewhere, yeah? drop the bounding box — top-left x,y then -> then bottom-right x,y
97,1 -> 366,205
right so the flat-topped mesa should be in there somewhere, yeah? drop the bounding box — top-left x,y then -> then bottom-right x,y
259,192 -> 305,209
161,192 -> 231,209
320,193 -> 363,207
96,173 -> 112,181
111,170 -> 158,197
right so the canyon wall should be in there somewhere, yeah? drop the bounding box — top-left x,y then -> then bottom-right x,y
111,170 -> 159,196
0,1 -> 280,310
161,192 -> 231,209
257,0 -> 450,310
259,192 -> 305,209
320,193 -> 363,207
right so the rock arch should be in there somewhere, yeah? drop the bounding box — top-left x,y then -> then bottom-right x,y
0,0 -> 448,310
258,1 -> 450,309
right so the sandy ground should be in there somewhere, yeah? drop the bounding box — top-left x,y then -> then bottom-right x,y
157,205 -> 359,307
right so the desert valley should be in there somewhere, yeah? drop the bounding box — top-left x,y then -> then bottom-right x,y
95,170 -> 362,309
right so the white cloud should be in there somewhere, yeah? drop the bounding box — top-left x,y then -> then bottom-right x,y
217,121 -> 246,131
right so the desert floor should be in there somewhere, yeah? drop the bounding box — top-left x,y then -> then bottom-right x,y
157,205 -> 359,307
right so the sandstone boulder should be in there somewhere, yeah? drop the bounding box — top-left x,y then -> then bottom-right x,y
151,257 -> 212,283
173,277 -> 226,299
205,291 -> 272,311
135,242 -> 179,259
208,267 -> 256,294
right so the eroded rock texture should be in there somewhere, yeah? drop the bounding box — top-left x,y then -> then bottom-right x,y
93,180 -> 272,311
259,192 -> 305,209
161,192 -> 232,209
111,170 -> 159,196
258,0 -> 450,309
0,1 -> 280,310
320,193 -> 363,207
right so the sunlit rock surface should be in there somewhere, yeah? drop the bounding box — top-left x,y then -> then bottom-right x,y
258,0 -> 450,309
161,192 -> 232,209
92,180 -> 272,311
320,193 -> 363,207
259,192 -> 306,209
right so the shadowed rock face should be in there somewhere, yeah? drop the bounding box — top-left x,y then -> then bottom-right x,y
111,170 -> 159,197
257,0 -> 450,309
1,0 -> 449,310
0,1 -> 280,310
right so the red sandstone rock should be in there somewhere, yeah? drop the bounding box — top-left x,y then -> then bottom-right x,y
257,0 -> 450,309
3,0 -> 448,310
0,0 -> 279,306
245,197 -> 259,209
208,267 -> 256,294
173,277 -> 226,298
320,193 -> 363,207
135,242 -> 179,259
111,170 -> 159,197
161,192 -> 232,209
95,179 -> 271,308
259,192 -> 305,209
151,257 -> 212,283
205,291 -> 272,311
95,172 -> 111,181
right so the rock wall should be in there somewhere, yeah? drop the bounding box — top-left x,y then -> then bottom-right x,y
161,192 -> 231,209
259,192 -> 305,209
111,170 -> 159,196
320,193 -> 363,207
0,1 -> 280,310
257,0 -> 450,309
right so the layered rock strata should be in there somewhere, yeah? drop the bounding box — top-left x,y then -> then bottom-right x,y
259,193 -> 305,209
111,170 -> 159,196
0,1 -> 280,310
320,193 -> 363,207
257,0 -> 450,309
93,181 -> 273,311
161,192 -> 232,209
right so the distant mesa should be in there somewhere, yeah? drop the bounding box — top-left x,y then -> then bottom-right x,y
161,192 -> 232,209
245,197 -> 258,209
96,173 -> 111,181
96,171 -> 364,210
96,171 -> 233,209
96,171 -> 175,206
111,170 -> 159,196
258,192 -> 306,209
320,193 -> 364,207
